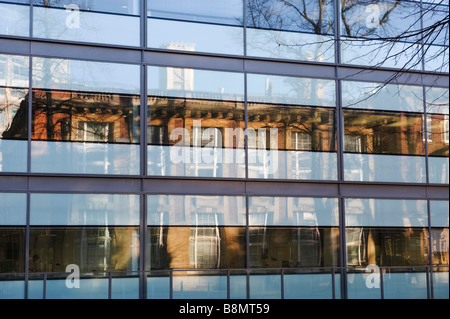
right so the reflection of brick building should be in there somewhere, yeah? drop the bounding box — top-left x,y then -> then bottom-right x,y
31,89 -> 140,143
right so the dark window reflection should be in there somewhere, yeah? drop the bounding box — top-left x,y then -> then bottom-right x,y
29,227 -> 140,274
148,97 -> 245,148
248,103 -> 336,151
0,87 -> 28,139
147,226 -> 246,270
343,109 -> 425,155
0,228 -> 25,274
427,114 -> 449,157
249,227 -> 340,268
246,0 -> 335,35
32,89 -> 140,144
431,228 -> 449,270
346,227 -> 429,268
33,0 -> 140,15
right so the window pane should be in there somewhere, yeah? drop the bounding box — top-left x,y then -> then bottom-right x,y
340,0 -> 425,70
431,228 -> 449,268
147,226 -> 246,270
31,58 -> 140,175
148,195 -> 246,226
172,272 -> 227,299
147,0 -> 243,55
284,273 -> 340,299
28,227 -> 140,273
0,2 -> 29,37
30,193 -> 140,226
147,66 -> 245,178
249,227 -> 340,268
0,55 -> 28,173
344,153 -> 426,183
343,109 -> 424,156
427,114 -> 449,157
148,0 -> 242,25
248,74 -> 336,107
426,87 -> 449,115
248,197 -> 339,226
32,89 -> 140,144
430,200 -> 449,227
342,81 -> 424,113
246,0 -> 335,62
0,193 -> 26,225
345,199 -> 428,227
0,228 -> 25,273
249,273 -> 281,299
148,19 -> 244,55
33,4 -> 140,46
346,228 -> 429,268
148,66 -> 244,101
248,104 -> 336,152
33,0 -> 140,15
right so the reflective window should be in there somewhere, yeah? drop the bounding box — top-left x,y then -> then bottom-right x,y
147,66 -> 245,178
33,0 -> 140,15
247,74 -> 337,180
30,193 -> 140,226
146,226 -> 246,270
0,2 -> 29,37
246,0 -> 335,62
147,0 -> 243,55
248,197 -> 339,226
343,109 -> 425,156
342,81 -> 424,113
426,87 -> 449,183
148,195 -> 246,226
0,228 -> 25,274
346,227 -> 429,268
247,74 -> 336,107
28,227 -> 140,273
0,193 -> 27,226
345,198 -> 428,227
249,227 -> 340,268
340,0 -> 427,69
33,0 -> 140,46
0,54 -> 28,172
31,58 -> 140,175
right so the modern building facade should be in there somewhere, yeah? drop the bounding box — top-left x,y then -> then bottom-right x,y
0,0 -> 448,299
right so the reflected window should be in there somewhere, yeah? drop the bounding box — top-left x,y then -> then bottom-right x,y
147,226 -> 246,270
247,104 -> 336,151
343,109 -> 425,155
427,114 -> 449,157
346,228 -> 429,268
148,97 -> 245,148
432,228 -> 449,269
0,55 -> 28,140
249,227 -> 340,268
31,89 -> 140,144
29,227 -> 140,273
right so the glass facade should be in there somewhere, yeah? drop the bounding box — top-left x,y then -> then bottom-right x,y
0,0 -> 448,299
